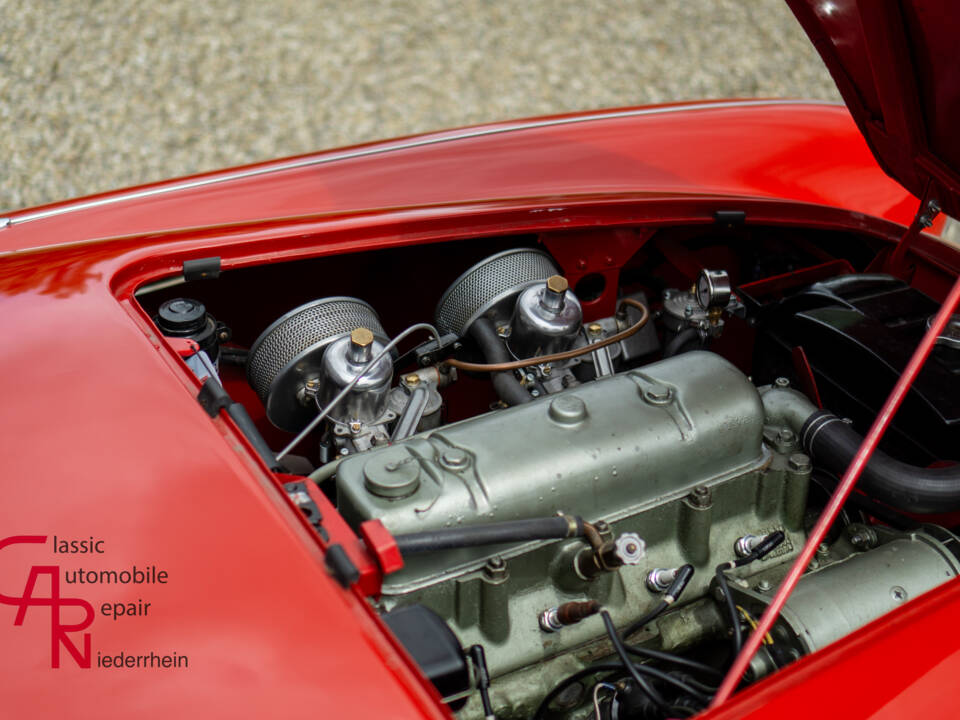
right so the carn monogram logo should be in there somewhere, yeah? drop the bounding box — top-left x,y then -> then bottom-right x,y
0,536 -> 94,668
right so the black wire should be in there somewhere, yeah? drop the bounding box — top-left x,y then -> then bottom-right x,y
533,664 -> 623,720
601,611 -> 671,711
622,643 -> 723,680
715,565 -> 743,656
468,645 -> 494,718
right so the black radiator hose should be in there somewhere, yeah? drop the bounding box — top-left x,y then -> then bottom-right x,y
393,515 -> 584,555
800,410 -> 960,514
468,318 -> 532,406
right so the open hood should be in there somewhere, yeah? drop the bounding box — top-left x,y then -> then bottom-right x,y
788,0 -> 960,220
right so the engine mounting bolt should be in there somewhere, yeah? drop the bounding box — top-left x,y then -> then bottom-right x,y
787,453 -> 812,473
757,579 -> 772,592
774,377 -> 790,388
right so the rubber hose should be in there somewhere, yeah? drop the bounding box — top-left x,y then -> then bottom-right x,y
393,516 -> 583,555
801,410 -> 960,514
468,318 -> 532,406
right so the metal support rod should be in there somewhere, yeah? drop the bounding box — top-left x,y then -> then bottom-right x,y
710,274 -> 960,707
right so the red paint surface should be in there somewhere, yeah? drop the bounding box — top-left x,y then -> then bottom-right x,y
788,1 -> 960,220
0,101 -> 921,253
0,100 -> 956,718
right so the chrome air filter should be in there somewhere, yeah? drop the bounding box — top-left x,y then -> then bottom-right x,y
247,297 -> 389,432
434,248 -> 559,337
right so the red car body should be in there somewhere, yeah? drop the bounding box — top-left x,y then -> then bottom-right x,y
2,4 -> 960,715
1,98 -> 958,718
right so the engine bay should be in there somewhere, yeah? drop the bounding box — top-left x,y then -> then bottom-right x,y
138,223 -> 960,719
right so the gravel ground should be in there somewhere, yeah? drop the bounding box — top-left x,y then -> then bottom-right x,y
0,0 -> 838,212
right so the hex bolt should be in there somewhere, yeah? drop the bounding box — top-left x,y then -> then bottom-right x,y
643,384 -> 673,406
816,543 -> 830,558
689,485 -> 712,508
542,275 -> 569,312
776,428 -> 795,445
787,453 -> 812,473
440,447 -> 470,470
348,327 -> 375,364
757,579 -> 772,592
484,555 -> 507,581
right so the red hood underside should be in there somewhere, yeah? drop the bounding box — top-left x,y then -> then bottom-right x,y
788,0 -> 960,219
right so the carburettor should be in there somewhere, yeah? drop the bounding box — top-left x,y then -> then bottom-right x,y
246,297 -> 445,455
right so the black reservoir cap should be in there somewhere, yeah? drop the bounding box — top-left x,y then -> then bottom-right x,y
381,605 -> 470,708
157,298 -> 208,336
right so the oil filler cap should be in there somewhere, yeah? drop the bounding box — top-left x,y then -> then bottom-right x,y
364,448 -> 421,498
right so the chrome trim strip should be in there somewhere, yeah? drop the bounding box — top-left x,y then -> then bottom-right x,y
6,99 -> 843,227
